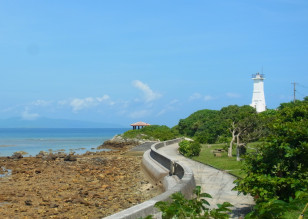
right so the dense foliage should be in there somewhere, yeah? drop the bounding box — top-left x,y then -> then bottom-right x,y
122,125 -> 177,141
234,99 -> 308,218
154,186 -> 232,219
178,140 -> 201,157
176,105 -> 266,145
177,109 -> 224,143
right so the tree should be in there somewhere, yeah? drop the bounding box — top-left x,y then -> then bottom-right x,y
220,105 -> 258,159
177,109 -> 225,143
175,104 -> 268,149
234,99 -> 308,216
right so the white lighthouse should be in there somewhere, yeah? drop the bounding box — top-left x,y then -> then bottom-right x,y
250,72 -> 266,113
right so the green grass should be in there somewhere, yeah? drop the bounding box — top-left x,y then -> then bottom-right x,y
192,142 -> 262,178
246,141 -> 263,148
192,143 -> 246,178
246,141 -> 263,153
281,201 -> 307,219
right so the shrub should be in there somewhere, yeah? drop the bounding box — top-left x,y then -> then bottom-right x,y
191,141 -> 201,157
179,140 -> 201,157
154,186 -> 232,219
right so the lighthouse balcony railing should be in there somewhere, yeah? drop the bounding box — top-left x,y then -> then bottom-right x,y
252,73 -> 265,78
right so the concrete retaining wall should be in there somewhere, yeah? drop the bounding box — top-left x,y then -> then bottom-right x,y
103,138 -> 196,219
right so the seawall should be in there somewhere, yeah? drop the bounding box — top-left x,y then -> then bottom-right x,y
103,138 -> 196,219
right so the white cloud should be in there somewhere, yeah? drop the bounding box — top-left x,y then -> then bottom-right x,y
70,97 -> 97,112
189,93 -> 202,101
226,92 -> 241,98
169,99 -> 179,105
1,106 -> 16,113
132,80 -> 161,102
58,100 -> 68,105
69,95 -> 114,112
157,99 -> 179,116
32,100 -> 52,107
109,101 -> 116,106
129,110 -> 151,119
157,109 -> 167,116
204,95 -> 214,101
22,108 -> 40,120
190,93 -> 214,101
96,95 -> 110,102
133,98 -> 141,102
118,100 -> 130,109
97,95 -> 115,105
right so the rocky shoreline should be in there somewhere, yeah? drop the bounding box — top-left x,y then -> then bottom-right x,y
0,137 -> 161,218
97,135 -> 153,150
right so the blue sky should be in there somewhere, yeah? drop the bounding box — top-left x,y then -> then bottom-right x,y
0,0 -> 307,127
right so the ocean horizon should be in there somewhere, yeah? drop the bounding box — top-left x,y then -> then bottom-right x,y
0,128 -> 129,157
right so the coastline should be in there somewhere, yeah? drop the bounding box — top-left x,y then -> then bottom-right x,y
0,145 -> 16,148
0,141 -> 162,218
0,128 -> 129,157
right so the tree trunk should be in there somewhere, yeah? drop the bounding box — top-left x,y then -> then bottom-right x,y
228,122 -> 236,157
228,134 -> 235,157
236,133 -> 241,161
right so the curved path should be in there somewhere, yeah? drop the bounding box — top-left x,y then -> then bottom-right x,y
158,143 -> 254,218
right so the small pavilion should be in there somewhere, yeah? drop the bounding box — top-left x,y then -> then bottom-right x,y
130,121 -> 150,130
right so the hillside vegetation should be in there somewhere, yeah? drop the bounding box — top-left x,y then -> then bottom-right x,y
175,105 -> 271,144
122,125 -> 177,141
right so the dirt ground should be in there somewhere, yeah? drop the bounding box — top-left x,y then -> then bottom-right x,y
0,146 -> 162,219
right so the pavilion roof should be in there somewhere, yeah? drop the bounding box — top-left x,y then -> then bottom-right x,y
130,121 -> 150,126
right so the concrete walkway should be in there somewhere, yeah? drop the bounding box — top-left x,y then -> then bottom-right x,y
157,143 -> 255,218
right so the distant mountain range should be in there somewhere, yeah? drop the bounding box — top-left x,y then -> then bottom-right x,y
0,117 -> 125,128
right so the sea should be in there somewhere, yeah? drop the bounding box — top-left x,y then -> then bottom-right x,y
0,128 -> 129,157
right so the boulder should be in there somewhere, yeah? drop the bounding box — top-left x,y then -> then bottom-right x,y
36,151 -> 49,158
64,154 -> 77,162
10,152 -> 23,159
24,200 -> 32,206
45,153 -> 57,161
97,135 -> 142,150
56,152 -> 67,158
